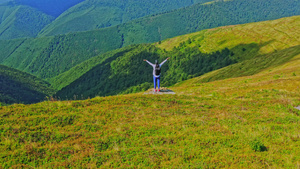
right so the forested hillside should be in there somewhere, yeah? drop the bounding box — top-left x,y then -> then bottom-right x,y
54,16 -> 300,99
0,0 -> 208,39
0,29 -> 123,79
0,0 -> 299,79
0,0 -> 10,4
38,0 -> 212,36
14,0 -> 85,17
0,2 -> 54,40
0,65 -> 55,104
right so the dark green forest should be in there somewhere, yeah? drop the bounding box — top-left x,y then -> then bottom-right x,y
14,0 -> 85,17
0,0 -> 299,80
55,43 -> 237,99
0,2 -> 54,40
0,28 -> 123,79
0,0 -> 85,40
0,65 -> 55,104
0,0 -> 10,4
39,0 -> 212,36
0,0 -> 208,40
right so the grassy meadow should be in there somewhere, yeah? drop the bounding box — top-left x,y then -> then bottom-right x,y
157,15 -> 300,59
0,44 -> 299,168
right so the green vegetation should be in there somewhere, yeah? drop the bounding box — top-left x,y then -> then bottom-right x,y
0,0 -> 10,4
14,0 -> 85,17
50,45 -> 138,90
38,0 -> 212,36
55,44 -> 236,99
0,9 -> 299,168
0,0 -> 209,39
0,28 -> 123,79
1,15 -> 298,105
193,46 -> 300,83
0,48 -> 299,167
0,65 -> 55,104
53,16 -> 300,99
1,0 -> 299,79
0,2 -> 54,40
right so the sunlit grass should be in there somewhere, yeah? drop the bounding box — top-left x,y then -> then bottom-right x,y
1,15 -> 300,169
1,49 -> 300,168
157,15 -> 300,60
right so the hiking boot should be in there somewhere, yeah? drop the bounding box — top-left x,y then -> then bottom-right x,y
158,89 -> 160,92
154,89 -> 157,92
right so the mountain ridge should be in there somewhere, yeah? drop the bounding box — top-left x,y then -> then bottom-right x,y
54,15 -> 300,99
0,0 -> 298,80
38,0 -> 213,37
0,2 -> 54,40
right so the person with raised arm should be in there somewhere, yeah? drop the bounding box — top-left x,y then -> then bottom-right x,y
144,58 -> 170,92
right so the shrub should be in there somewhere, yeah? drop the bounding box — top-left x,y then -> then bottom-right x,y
250,139 -> 267,152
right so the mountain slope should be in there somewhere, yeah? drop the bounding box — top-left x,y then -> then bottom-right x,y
14,0 -> 85,17
0,65 -> 55,104
0,2 -> 54,40
0,0 -> 10,4
1,0 -> 299,80
53,16 -> 300,99
55,44 -> 236,98
38,0 -> 212,36
0,42 -> 299,168
0,27 -> 123,79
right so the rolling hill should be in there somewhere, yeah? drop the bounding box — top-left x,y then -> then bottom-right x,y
54,15 -> 300,99
38,0 -> 212,36
0,33 -> 299,168
0,2 -> 54,40
0,0 -> 10,4
0,0 -> 299,80
0,0 -> 85,39
0,0 -> 208,39
14,0 -> 85,17
0,65 -> 55,104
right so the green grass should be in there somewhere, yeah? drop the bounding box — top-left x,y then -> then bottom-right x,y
0,51 -> 299,167
193,45 -> 300,83
157,15 -> 300,59
1,22 -> 300,166
0,5 -> 299,168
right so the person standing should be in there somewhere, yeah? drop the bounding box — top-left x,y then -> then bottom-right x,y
144,58 -> 170,92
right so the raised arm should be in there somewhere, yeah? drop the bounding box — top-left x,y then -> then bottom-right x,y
144,59 -> 154,67
160,57 -> 170,67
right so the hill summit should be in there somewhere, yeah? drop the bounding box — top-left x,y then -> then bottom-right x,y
0,33 -> 299,167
